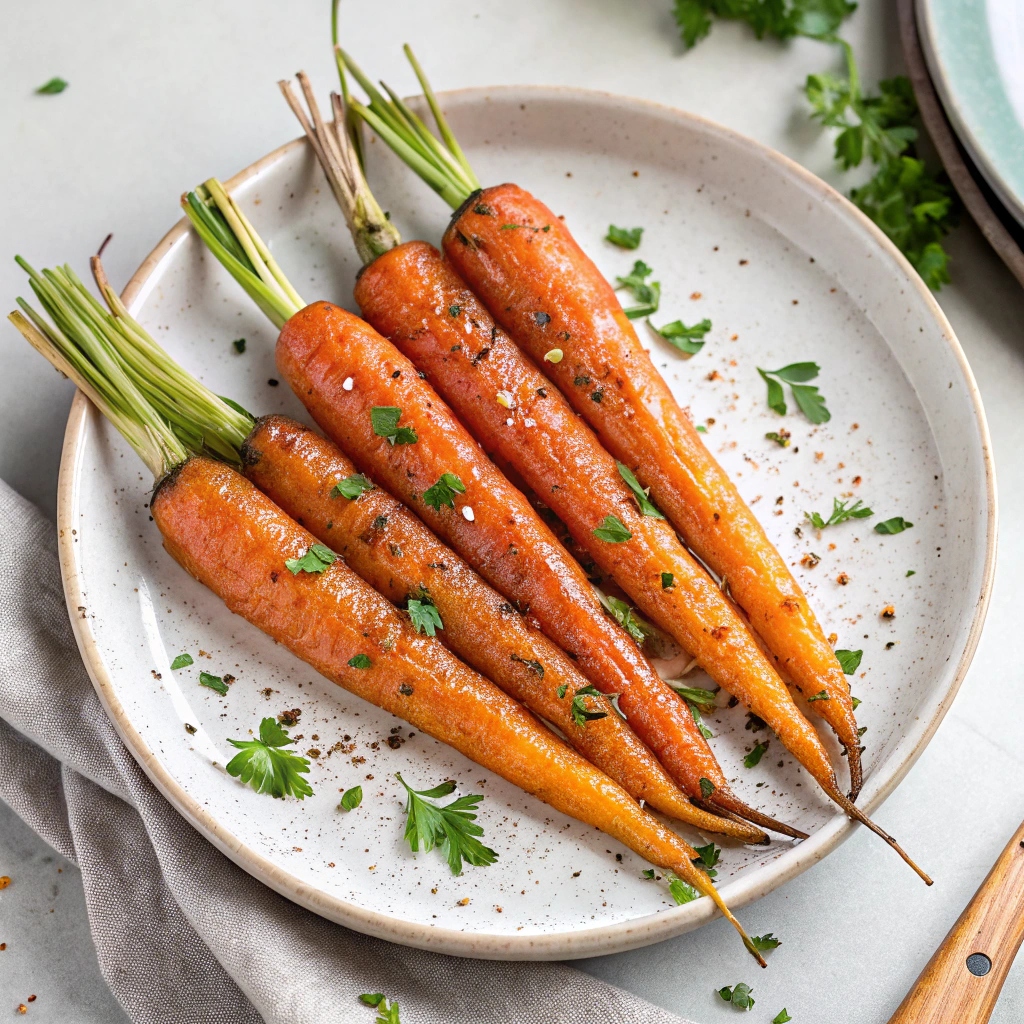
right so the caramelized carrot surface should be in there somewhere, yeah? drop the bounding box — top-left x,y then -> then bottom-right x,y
242,415 -> 764,842
274,302 -> 748,815
443,184 -> 863,797
356,241 -> 837,809
153,456 -> 759,937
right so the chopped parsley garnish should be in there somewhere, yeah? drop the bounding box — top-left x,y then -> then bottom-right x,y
422,472 -> 466,510
36,77 -> 69,95
371,406 -> 418,445
225,717 -> 313,799
333,473 -> 375,500
285,543 -> 337,575
852,695 -> 862,710
906,569 -> 916,577
339,785 -> 363,811
805,497 -> 873,529
649,317 -> 712,355
661,572 -> 675,588
599,593 -> 651,645
807,689 -> 830,701
773,1011 -> 793,1024
199,671 -> 229,696
752,932 -> 782,951
359,992 -> 401,1023
593,514 -> 632,543
170,653 -> 193,670
408,596 -> 444,636
744,740 -> 769,767
699,777 -> 715,798
566,685 -> 610,728
757,363 -> 830,423
510,653 -> 544,677
615,260 -> 661,319
617,462 -> 664,518
875,516 -> 913,534
669,875 -> 700,904
692,841 -> 721,878
696,424 -> 707,433
347,654 -> 373,669
765,430 -> 791,447
448,304 -> 462,317
835,648 -> 863,674
606,224 -> 643,249
718,983 -> 755,1010
232,338 -> 246,353
396,773 -> 497,875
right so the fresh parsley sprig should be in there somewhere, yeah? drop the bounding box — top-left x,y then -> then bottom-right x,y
408,595 -> 444,636
648,317 -> 712,356
674,0 -> 853,48
805,497 -> 873,529
226,718 -> 313,799
692,841 -> 721,878
757,363 -> 830,423
718,982 -> 755,1010
615,260 -> 661,319
422,472 -> 466,510
396,773 -> 497,875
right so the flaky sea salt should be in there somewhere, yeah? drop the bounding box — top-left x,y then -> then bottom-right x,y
461,506 -> 475,522
342,377 -> 354,391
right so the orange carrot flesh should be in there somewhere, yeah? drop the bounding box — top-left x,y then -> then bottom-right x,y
443,184 -> 863,798
274,302 -> 746,811
241,415 -> 765,842
153,456 -> 768,950
355,242 -> 838,806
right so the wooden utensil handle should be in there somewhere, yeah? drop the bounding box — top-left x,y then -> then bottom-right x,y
888,819 -> 1024,1024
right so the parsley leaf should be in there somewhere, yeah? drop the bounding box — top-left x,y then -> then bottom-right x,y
753,932 -> 782,951
36,77 -> 69,95
744,740 -> 769,767
607,225 -> 643,249
835,648 -> 863,674
807,689 -> 830,701
617,462 -> 664,518
649,317 -> 712,356
371,406 -> 418,445
408,596 -> 444,636
593,515 -> 632,543
199,671 -> 229,696
567,685 -> 611,727
340,785 -> 363,811
672,685 -> 717,709
225,718 -> 313,799
598,593 -> 654,645
348,654 -> 373,669
170,653 -> 193,670
359,993 -> 401,1024
396,773 -> 498,875
805,497 -> 873,529
765,430 -> 791,447
875,516 -> 913,534
677,0 -> 854,47
774,1010 -> 793,1023
422,472 -> 466,510
333,473 -> 375,500
615,260 -> 661,319
669,874 -> 700,904
673,0 -> 713,48
757,363 -> 830,423
285,542 -> 337,575
232,338 -> 246,353
693,841 -> 721,877
661,572 -> 675,588
718,982 -> 755,1009
699,777 -> 715,798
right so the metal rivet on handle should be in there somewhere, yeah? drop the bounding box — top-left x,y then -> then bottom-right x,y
966,953 -> 992,977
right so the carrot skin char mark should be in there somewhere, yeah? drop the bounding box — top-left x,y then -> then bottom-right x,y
274,300 -> 737,806
443,183 -> 863,800
354,242 -> 832,818
151,456 -> 739,891
242,416 -> 764,842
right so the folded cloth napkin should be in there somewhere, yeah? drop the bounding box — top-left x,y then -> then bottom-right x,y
0,477 -> 692,1024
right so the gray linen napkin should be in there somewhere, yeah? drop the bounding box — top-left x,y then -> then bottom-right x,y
0,477 -> 693,1024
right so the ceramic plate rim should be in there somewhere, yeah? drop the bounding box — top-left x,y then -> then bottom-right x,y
56,85 -> 997,960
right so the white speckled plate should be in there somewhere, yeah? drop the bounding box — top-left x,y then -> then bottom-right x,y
58,87 -> 996,960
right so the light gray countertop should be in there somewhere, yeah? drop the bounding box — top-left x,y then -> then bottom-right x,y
3,1 -> 1024,1021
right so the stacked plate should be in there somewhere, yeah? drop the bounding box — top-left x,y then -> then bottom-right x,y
904,0 -> 1024,285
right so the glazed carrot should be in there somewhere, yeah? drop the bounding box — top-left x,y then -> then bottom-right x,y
356,242 -> 844,822
339,49 -> 864,799
10,260 -> 766,963
270,83 -> 798,840
242,414 -> 765,842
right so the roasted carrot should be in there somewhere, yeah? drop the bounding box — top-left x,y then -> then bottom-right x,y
270,83 -> 800,840
10,259 -> 767,963
355,241 -> 849,830
242,414 -> 765,842
337,48 -> 862,798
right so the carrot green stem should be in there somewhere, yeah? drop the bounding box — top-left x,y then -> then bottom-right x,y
9,260 -> 190,479
181,180 -> 304,329
279,72 -> 401,265
330,0 -> 364,167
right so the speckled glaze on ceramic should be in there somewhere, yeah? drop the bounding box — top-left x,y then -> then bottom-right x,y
57,88 -> 996,960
